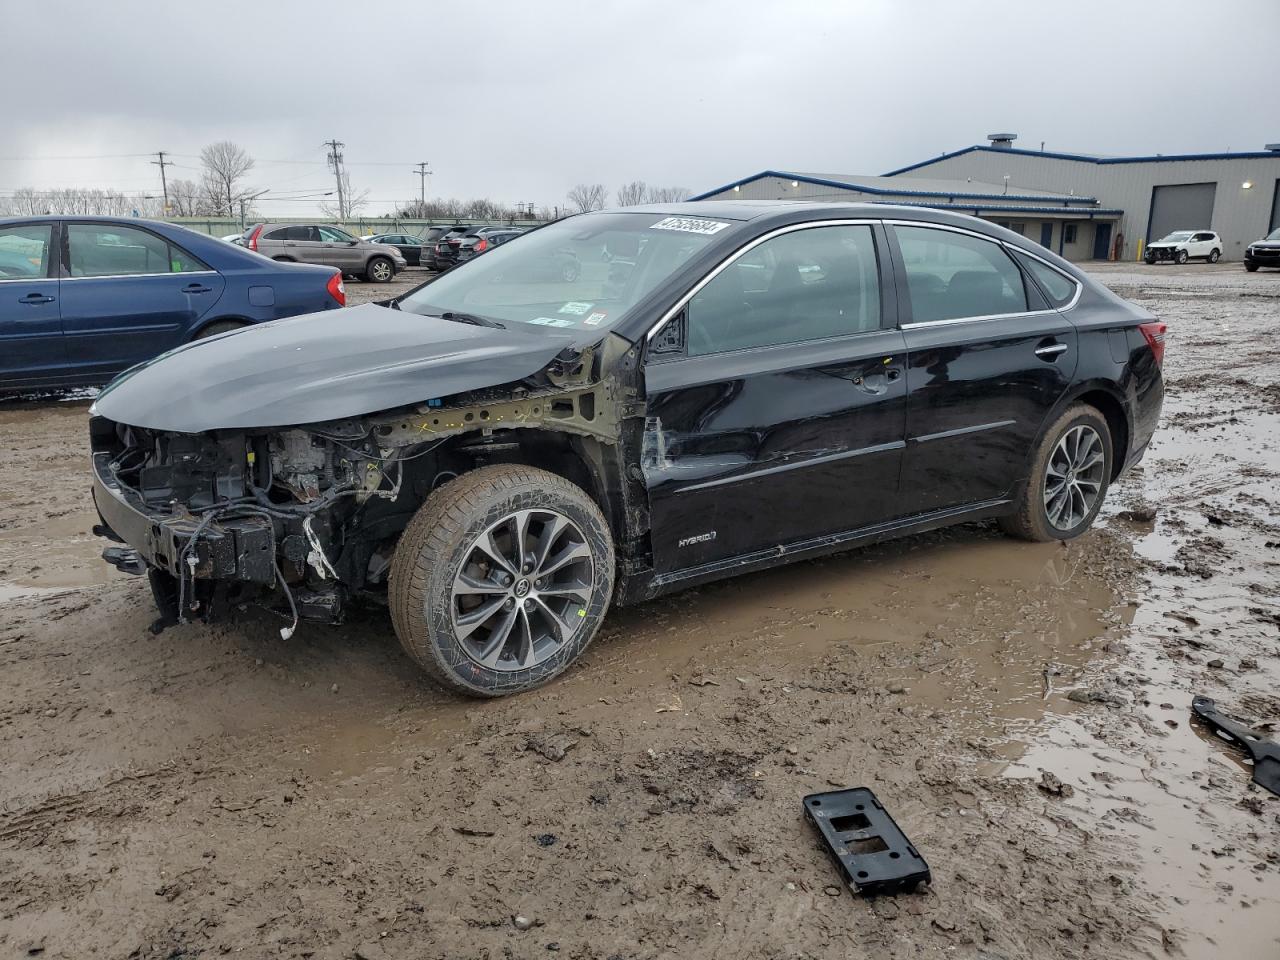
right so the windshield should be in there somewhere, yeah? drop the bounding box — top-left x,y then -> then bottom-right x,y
1267,228 -> 1280,241
1160,231 -> 1194,242
397,212 -> 732,332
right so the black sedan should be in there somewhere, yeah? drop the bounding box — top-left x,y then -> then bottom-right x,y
364,232 -> 429,267
89,202 -> 1164,697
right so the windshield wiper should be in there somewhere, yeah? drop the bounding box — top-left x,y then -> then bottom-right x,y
437,311 -> 505,329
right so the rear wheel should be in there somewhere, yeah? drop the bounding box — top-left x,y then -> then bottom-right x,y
366,257 -> 394,283
389,465 -> 614,697
194,320 -> 246,340
999,404 -> 1112,542
1208,249 -> 1221,263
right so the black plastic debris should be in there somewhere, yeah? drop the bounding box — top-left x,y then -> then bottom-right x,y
803,787 -> 931,896
1192,696 -> 1280,797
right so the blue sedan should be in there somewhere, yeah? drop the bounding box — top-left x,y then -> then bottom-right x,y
0,216 -> 346,391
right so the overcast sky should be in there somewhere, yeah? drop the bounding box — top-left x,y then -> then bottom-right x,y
5,0 -> 1277,216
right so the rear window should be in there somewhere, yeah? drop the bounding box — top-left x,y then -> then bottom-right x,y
1013,251 -> 1078,309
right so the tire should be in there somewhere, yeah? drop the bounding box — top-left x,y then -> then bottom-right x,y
1245,262 -> 1260,273
1208,249 -> 1221,263
271,256 -> 294,262
998,404 -> 1113,543
1176,250 -> 1189,265
194,320 -> 246,340
388,465 -> 615,697
366,257 -> 394,283
1143,255 -> 1155,265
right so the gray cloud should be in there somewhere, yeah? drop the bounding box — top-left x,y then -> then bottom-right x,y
5,0 -> 1277,215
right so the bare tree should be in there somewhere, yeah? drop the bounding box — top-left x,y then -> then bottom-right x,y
200,141 -> 255,216
646,185 -> 692,203
166,179 -> 209,217
395,197 -> 533,222
0,187 -> 161,217
567,183 -> 607,213
317,170 -> 369,220
616,180 -> 649,206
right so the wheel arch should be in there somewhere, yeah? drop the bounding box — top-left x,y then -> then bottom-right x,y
1053,381 -> 1131,481
189,315 -> 252,341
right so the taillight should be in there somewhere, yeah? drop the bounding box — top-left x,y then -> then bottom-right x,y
326,271 -> 345,306
247,224 -> 263,252
475,239 -> 488,252
1138,321 -> 1167,366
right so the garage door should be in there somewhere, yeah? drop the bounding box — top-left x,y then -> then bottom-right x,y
1147,182 -> 1216,241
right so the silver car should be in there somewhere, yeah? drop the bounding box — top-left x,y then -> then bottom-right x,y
244,223 -> 407,282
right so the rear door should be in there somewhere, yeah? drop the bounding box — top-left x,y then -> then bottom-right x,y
644,221 -> 907,573
888,221 -> 1077,517
0,221 -> 64,387
59,222 -> 226,381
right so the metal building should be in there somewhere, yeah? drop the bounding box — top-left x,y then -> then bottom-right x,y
693,134 -> 1280,261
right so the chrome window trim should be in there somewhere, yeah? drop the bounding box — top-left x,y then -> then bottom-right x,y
61,270 -> 220,282
884,218 -> 1083,328
0,276 -> 58,284
643,218 -> 882,342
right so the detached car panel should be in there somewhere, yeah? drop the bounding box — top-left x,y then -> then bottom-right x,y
90,201 -> 1165,698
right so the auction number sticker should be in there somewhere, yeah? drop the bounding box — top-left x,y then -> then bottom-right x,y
558,301 -> 593,315
649,216 -> 730,235
528,316 -> 575,328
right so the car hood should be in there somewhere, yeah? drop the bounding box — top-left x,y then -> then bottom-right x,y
92,303 -> 573,433
1148,241 -> 1185,248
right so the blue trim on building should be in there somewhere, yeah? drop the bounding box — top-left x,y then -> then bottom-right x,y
883,144 -> 1280,176
688,169 -> 1100,205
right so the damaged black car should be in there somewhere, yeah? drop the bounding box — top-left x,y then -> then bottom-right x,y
90,202 -> 1165,696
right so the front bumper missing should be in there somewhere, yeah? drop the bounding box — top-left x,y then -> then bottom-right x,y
91,452 -> 276,585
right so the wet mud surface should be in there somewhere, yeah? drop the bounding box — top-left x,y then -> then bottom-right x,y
1,263 -> 1278,958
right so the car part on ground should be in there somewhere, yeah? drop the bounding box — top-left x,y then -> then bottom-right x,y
1144,230 -> 1221,264
0,216 -> 345,391
803,787 -> 931,896
244,223 -> 406,281
1244,227 -> 1280,272
1191,696 -> 1280,797
89,202 -> 1164,696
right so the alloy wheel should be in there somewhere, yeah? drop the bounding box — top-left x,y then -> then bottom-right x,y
370,260 -> 392,281
450,509 -> 594,671
1043,425 -> 1106,531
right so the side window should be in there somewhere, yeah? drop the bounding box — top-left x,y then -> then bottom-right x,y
894,226 -> 1028,323
265,228 -> 290,241
67,224 -> 172,278
0,224 -> 54,279
1012,250 -> 1078,309
167,243 -> 209,273
1063,224 -> 1078,245
685,224 -> 881,357
318,226 -> 353,243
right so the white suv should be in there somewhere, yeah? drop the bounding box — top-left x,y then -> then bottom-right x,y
1145,230 -> 1222,264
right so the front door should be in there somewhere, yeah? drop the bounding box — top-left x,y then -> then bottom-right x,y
643,222 -> 907,574
318,225 -> 363,273
1092,222 -> 1113,261
888,223 -> 1078,517
0,222 -> 64,388
60,222 -> 225,381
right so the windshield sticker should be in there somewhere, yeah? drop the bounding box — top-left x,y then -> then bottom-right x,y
558,301 -> 593,316
529,316 -> 576,328
583,311 -> 608,327
650,216 -> 730,236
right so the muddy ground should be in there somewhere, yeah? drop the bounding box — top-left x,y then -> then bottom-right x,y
1,263 -> 1278,959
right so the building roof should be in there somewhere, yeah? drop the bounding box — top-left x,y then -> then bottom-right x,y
883,144 -> 1280,176
689,169 -> 1101,205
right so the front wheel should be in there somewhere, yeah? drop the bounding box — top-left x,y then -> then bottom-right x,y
1176,250 -> 1189,264
999,404 -> 1112,542
1245,262 -> 1260,273
1208,249 -> 1221,263
1144,255 -> 1155,265
366,257 -> 394,283
389,465 -> 615,697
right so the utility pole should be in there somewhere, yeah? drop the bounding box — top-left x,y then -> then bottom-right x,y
324,139 -> 346,220
151,151 -> 172,215
413,162 -> 430,206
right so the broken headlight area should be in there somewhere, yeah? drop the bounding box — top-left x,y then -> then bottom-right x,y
90,416 -> 441,635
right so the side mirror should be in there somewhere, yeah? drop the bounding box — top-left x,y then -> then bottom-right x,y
348,239 -> 359,246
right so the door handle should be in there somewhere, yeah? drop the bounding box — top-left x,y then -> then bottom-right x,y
1035,342 -> 1068,360
19,293 -> 55,304
183,284 -> 213,294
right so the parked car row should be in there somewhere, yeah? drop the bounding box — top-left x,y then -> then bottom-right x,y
366,225 -> 526,271
242,223 -> 406,282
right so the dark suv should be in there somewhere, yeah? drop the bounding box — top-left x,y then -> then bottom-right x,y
89,203 -> 1164,697
432,226 -> 511,271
